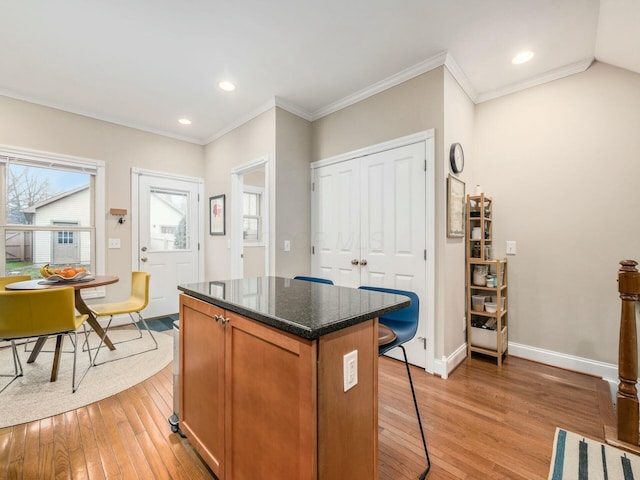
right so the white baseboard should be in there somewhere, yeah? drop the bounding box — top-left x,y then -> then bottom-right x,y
434,343 -> 467,379
435,341 -> 619,390
508,342 -> 618,387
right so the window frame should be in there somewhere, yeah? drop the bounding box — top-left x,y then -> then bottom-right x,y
0,145 -> 106,297
242,185 -> 264,247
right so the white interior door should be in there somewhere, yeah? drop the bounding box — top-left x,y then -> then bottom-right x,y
359,143 -> 427,367
312,158 -> 361,287
311,138 -> 431,369
134,171 -> 203,318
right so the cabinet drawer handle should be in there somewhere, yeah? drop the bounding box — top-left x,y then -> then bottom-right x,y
360,259 -> 367,266
351,259 -> 359,266
213,314 -> 220,322
219,317 -> 230,325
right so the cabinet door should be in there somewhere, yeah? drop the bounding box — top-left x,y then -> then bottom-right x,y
224,311 -> 316,480
179,295 -> 225,479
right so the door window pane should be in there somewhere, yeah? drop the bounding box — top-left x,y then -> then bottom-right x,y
149,189 -> 189,251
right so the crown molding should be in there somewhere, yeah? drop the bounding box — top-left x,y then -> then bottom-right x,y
273,96 -> 313,121
474,57 -> 595,104
203,98 -> 279,144
0,90 -> 205,145
310,51 -> 449,121
443,52 -> 477,101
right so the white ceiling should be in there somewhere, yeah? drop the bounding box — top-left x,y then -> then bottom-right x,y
0,0 -> 637,145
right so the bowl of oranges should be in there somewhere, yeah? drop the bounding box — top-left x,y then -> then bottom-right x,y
40,264 -> 92,282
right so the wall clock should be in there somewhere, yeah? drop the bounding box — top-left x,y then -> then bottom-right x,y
449,142 -> 464,174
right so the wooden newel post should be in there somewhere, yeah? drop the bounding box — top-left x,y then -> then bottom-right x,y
617,259 -> 640,445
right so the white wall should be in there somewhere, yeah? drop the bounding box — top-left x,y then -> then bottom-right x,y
475,61 -> 640,366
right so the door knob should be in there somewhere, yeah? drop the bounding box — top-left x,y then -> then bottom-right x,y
141,246 -> 147,252
351,259 -> 359,266
141,257 -> 148,262
360,259 -> 367,266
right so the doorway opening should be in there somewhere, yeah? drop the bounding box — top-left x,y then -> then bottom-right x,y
231,156 -> 270,279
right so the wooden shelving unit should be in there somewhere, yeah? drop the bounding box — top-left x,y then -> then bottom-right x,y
466,194 -> 509,365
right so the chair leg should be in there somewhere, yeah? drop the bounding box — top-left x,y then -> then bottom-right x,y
92,312 -> 158,366
0,341 -> 24,393
72,325 -> 93,393
399,345 -> 431,479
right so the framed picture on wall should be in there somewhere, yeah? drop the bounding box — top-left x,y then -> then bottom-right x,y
447,175 -> 465,238
210,194 -> 225,235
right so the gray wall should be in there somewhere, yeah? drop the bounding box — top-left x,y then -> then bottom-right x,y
0,95 -> 204,304
475,61 -> 640,365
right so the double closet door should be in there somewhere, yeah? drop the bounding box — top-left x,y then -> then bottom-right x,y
311,141 -> 428,367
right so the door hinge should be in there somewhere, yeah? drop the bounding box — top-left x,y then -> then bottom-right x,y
424,249 -> 427,261
424,160 -> 427,172
198,242 -> 200,251
197,193 -> 200,202
312,182 -> 315,192
312,246 -> 315,255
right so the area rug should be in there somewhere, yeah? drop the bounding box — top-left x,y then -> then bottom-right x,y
0,328 -> 172,428
549,427 -> 640,479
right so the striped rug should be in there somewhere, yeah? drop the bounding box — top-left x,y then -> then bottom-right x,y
549,428 -> 640,480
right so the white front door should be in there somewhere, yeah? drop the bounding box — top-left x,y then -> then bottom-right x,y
134,171 -> 203,318
311,137 -> 433,370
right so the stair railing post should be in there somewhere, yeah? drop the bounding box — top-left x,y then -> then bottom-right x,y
617,259 -> 640,445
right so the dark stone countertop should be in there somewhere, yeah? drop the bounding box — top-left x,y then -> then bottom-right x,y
177,276 -> 410,340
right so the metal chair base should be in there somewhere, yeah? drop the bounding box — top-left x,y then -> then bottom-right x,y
0,341 -> 24,393
91,312 -> 158,366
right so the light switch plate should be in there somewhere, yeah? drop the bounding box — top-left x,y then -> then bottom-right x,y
284,240 -> 291,252
506,241 -> 517,255
343,350 -> 358,392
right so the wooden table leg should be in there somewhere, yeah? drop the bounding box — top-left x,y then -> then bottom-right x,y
74,291 -> 115,351
51,335 -> 64,382
26,337 -> 48,363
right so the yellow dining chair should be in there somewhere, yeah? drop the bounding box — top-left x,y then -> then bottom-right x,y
0,276 -> 31,387
0,275 -> 31,290
89,271 -> 157,366
0,287 -> 92,393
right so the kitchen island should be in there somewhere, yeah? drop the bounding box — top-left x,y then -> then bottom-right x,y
177,276 -> 410,480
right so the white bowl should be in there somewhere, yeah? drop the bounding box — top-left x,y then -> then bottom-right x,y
484,302 -> 497,313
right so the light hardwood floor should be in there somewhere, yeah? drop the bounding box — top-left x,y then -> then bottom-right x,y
0,353 -> 608,479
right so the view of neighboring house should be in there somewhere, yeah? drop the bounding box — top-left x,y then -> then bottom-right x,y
149,190 -> 186,251
22,185 -> 90,265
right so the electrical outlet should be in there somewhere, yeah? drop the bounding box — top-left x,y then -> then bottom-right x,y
108,238 -> 120,249
343,350 -> 358,392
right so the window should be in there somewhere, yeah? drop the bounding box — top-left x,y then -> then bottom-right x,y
1,147 -> 105,281
243,188 -> 262,243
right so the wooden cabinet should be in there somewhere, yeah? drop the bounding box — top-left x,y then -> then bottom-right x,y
466,194 -> 509,364
179,293 -> 378,479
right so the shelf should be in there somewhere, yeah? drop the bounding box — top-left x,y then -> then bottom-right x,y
469,309 -> 508,318
466,193 -> 508,366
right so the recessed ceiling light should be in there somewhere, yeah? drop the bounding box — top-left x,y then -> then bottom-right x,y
512,51 -> 535,65
178,118 -> 192,125
218,80 -> 236,92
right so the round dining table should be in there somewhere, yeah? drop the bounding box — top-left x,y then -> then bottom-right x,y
5,275 -> 119,381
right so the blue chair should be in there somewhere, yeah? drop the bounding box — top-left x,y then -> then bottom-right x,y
293,276 -> 334,285
359,286 -> 430,479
